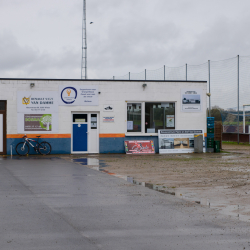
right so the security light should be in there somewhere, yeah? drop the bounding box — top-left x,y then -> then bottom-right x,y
30,83 -> 35,88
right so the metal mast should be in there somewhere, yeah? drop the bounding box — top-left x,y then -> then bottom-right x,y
81,0 -> 87,79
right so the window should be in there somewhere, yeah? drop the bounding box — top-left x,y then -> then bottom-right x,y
91,114 -> 97,129
73,114 -> 87,122
145,102 -> 175,133
127,102 -> 175,133
127,103 -> 141,132
0,101 -> 5,111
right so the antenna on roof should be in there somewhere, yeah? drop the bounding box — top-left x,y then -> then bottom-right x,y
81,0 -> 87,79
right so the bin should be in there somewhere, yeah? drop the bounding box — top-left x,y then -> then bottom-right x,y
214,141 -> 220,153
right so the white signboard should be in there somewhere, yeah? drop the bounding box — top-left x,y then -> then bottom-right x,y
17,91 -> 58,133
181,89 -> 202,112
59,86 -> 98,106
158,129 -> 204,154
166,115 -> 174,127
103,104 -> 114,112
17,91 -> 58,113
127,121 -> 133,130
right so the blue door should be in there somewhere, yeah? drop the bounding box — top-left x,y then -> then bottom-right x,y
72,124 -> 88,152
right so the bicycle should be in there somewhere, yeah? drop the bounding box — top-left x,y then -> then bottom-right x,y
16,135 -> 52,156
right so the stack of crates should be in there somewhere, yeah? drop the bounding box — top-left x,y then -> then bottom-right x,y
207,117 -> 214,153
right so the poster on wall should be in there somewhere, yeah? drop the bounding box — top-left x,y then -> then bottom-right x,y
125,140 -> 155,154
59,86 -> 98,106
158,130 -> 204,154
17,91 -> 58,113
181,89 -> 202,112
103,117 -> 115,122
17,91 -> 59,134
17,113 -> 59,133
166,115 -> 174,127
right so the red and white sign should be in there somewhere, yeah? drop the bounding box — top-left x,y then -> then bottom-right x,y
124,140 -> 155,154
103,116 -> 115,122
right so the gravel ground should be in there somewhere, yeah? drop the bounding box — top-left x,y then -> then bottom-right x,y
74,143 -> 250,222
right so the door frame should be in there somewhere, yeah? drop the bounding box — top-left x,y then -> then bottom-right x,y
0,101 -> 7,155
71,112 -> 99,154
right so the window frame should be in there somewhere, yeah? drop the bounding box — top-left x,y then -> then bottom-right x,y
125,101 -> 176,136
126,101 -> 144,134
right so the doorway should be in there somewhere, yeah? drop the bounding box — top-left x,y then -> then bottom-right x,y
0,101 -> 6,155
71,112 -> 99,154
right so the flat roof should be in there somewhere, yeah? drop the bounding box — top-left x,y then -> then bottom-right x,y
0,78 -> 207,83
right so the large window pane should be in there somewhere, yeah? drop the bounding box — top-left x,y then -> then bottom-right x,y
145,102 -> 175,133
127,103 -> 141,132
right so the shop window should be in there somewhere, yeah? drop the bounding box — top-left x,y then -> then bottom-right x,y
91,114 -> 97,129
127,103 -> 141,132
145,102 -> 175,133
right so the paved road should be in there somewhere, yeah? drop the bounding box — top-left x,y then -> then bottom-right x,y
0,156 -> 249,250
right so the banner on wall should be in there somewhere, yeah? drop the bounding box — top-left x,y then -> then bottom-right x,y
158,130 -> 204,154
59,86 -> 98,106
17,91 -> 58,133
124,140 -> 155,154
17,91 -> 58,113
181,89 -> 202,112
17,113 -> 59,133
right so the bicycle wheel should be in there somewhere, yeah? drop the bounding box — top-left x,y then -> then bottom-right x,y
16,142 -> 29,156
38,141 -> 51,155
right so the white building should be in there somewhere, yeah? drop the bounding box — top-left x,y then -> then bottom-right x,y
0,78 -> 207,155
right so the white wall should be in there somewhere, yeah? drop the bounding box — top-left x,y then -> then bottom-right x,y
0,80 -> 207,135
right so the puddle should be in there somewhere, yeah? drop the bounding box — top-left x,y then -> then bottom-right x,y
221,154 -> 239,159
71,156 -> 250,223
115,174 -> 250,222
223,166 -> 250,172
72,158 -> 107,167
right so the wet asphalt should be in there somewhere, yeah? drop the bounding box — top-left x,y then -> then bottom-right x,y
0,156 -> 250,250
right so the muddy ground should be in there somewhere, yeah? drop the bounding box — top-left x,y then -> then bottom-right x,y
72,143 -> 250,222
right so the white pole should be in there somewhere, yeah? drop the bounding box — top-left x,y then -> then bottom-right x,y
243,105 -> 245,133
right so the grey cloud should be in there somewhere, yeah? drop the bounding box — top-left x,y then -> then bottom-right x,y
0,32 -> 81,78
0,32 -> 38,70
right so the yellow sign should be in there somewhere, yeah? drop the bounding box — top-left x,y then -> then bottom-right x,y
22,97 -> 30,105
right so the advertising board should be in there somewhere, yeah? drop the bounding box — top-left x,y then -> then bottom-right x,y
181,89 -> 202,112
158,130 -> 204,154
103,117 -> 115,122
59,86 -> 98,106
124,140 -> 155,154
17,113 -> 59,133
17,91 -> 58,113
17,91 -> 59,133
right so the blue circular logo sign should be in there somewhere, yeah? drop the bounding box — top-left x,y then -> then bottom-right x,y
61,87 -> 77,104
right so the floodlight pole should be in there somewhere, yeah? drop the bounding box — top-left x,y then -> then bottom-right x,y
81,0 -> 87,79
237,55 -> 239,144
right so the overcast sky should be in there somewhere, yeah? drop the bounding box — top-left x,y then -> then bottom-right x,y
0,0 -> 250,80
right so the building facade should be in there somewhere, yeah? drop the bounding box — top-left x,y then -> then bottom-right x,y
0,79 -> 207,155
